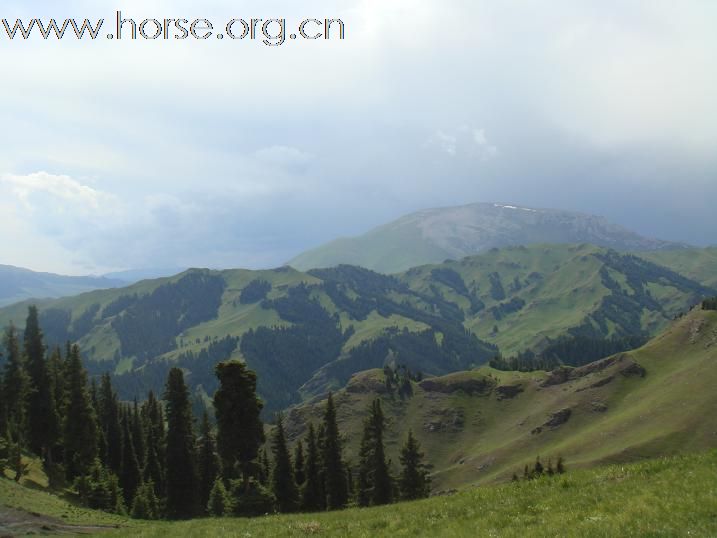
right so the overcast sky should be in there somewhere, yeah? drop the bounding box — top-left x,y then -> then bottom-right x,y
1,0 -> 715,274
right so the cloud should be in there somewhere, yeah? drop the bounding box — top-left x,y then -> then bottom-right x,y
427,127 -> 498,160
1,172 -> 114,211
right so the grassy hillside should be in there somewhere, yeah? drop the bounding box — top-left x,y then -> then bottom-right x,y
400,244 -> 712,355
284,308 -> 717,492
0,245 -> 711,414
4,451 -> 716,537
288,202 -> 683,273
638,247 -> 717,288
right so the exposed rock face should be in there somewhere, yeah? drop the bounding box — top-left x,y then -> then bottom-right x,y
532,408 -> 572,435
496,384 -> 524,400
423,408 -> 466,433
542,354 -> 645,388
419,376 -> 494,395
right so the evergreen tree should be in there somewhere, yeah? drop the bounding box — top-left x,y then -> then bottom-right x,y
24,306 -> 60,461
301,423 -> 323,512
131,400 -> 145,468
321,393 -> 348,510
270,414 -> 299,513
98,374 -> 122,474
398,430 -> 430,500
2,324 -> 30,441
164,368 -> 199,519
63,344 -> 98,481
207,478 -> 231,517
131,481 -> 160,520
143,424 -> 164,499
213,360 -> 264,485
294,439 -> 306,487
119,410 -> 142,507
197,411 -> 220,513
259,448 -> 270,486
357,399 -> 392,506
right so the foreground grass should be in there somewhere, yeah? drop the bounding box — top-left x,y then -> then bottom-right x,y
103,450 -> 717,538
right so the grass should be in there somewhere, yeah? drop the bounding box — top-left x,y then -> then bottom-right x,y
285,309 -> 717,493
90,450 -> 717,537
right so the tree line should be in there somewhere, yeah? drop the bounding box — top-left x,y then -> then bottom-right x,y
0,305 -> 430,520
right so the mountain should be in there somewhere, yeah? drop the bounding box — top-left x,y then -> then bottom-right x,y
283,306 -> 717,491
0,264 -> 123,307
0,244 -> 711,416
102,267 -> 186,285
289,202 -> 686,273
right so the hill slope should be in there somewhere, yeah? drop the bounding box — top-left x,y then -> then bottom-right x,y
0,245 -> 710,415
0,265 -> 122,307
4,451 -> 717,537
283,307 -> 717,492
289,202 -> 685,273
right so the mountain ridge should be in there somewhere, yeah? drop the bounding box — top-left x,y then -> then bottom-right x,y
289,202 -> 689,273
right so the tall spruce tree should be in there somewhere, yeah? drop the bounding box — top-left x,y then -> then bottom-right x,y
322,393 -> 348,510
398,430 -> 430,500
131,400 -> 145,469
62,344 -> 98,481
357,399 -> 392,506
301,423 -> 323,512
143,423 -> 164,499
119,409 -> 142,507
98,374 -> 122,474
197,411 -> 220,514
24,306 -> 60,461
213,360 -> 264,485
294,439 -> 306,488
270,414 -> 298,513
164,368 -> 199,519
2,324 -> 30,442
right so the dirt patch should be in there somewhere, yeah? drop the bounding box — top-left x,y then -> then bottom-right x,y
0,505 -> 119,537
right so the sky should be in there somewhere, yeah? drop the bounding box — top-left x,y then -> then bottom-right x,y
1,0 -> 716,275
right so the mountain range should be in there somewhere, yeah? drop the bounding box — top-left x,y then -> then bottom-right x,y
289,202 -> 687,273
0,243 -> 714,417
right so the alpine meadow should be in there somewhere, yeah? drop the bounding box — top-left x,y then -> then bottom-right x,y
2,2 -> 717,537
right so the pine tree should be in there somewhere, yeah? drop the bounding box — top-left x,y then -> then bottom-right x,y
207,478 -> 231,517
24,306 -> 60,461
131,400 -> 145,469
357,399 -> 392,506
213,360 -> 264,485
164,368 -> 199,519
398,430 -> 430,500
197,411 -> 220,513
130,481 -> 160,520
98,374 -> 122,474
62,344 -> 98,481
294,439 -> 306,487
2,324 -> 30,442
270,414 -> 298,513
259,448 -> 270,486
301,423 -> 323,512
119,410 -> 142,507
322,393 -> 348,510
143,424 -> 164,499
